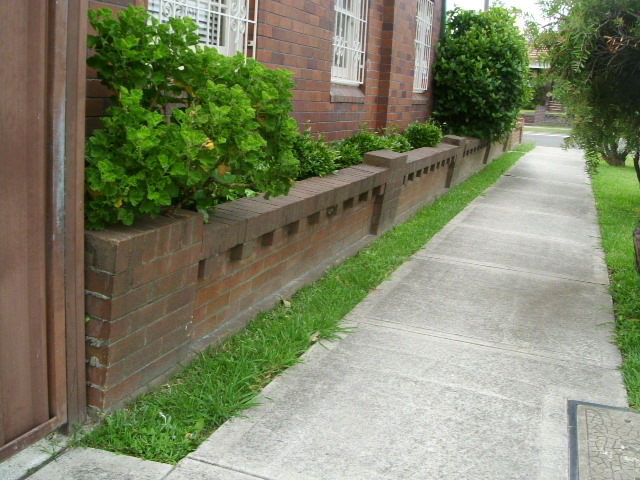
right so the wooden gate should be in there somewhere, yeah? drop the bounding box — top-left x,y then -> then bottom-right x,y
0,0 -> 87,460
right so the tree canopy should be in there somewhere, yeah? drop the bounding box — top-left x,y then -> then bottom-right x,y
537,0 -> 640,181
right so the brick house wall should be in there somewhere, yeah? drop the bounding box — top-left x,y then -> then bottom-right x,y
255,0 -> 442,140
85,0 -> 443,139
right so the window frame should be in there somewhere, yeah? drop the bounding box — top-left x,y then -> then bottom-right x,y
413,0 -> 435,93
147,0 -> 258,58
331,0 -> 370,86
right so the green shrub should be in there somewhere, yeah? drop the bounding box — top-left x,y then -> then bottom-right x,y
334,141 -> 363,169
293,129 -> 338,180
382,133 -> 413,153
433,7 -> 529,141
334,131 -> 387,168
85,6 -> 299,229
402,122 -> 443,149
333,129 -> 415,168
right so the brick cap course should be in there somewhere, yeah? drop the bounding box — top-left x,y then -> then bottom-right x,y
201,165 -> 387,257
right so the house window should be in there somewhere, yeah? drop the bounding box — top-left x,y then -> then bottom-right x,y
332,0 -> 369,85
414,0 -> 434,92
148,0 -> 258,57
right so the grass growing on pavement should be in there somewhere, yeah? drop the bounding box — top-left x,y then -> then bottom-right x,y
80,143 -> 535,464
591,159 -> 640,408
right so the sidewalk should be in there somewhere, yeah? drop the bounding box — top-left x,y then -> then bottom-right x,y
162,146 -> 626,479
26,146 -> 629,479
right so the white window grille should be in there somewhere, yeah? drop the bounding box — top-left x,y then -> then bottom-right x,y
413,0 -> 434,92
148,0 -> 258,58
332,0 -> 369,85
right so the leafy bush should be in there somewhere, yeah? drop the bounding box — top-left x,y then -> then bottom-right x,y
293,129 -> 338,180
333,129 -> 415,168
433,7 -> 529,141
334,131 -> 387,168
402,122 -> 443,149
538,0 -> 640,183
382,133 -> 413,153
85,6 -> 299,229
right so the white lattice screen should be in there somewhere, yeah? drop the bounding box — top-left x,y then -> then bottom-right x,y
148,0 -> 257,57
413,0 -> 434,92
331,0 -> 370,85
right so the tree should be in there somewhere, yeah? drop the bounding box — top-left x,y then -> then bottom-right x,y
433,7 -> 529,142
537,0 -> 640,183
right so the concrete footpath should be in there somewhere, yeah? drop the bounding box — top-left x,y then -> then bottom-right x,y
21,146 -> 631,479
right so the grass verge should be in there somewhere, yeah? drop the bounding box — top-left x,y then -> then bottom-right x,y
591,159 -> 640,408
80,143 -> 535,463
524,126 -> 572,134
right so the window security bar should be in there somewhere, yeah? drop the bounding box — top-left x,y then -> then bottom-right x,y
414,0 -> 434,92
148,0 -> 258,58
332,0 -> 369,85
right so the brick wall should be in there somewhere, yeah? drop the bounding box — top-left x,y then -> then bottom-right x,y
257,0 -> 442,140
84,126 -> 523,411
84,211 -> 201,409
85,0 -> 144,136
85,0 -> 442,138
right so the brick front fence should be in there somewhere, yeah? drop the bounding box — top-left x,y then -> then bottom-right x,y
84,128 -> 523,411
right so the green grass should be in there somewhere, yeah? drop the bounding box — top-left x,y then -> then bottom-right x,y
591,158 -> 640,408
80,143 -> 536,464
524,125 -> 572,134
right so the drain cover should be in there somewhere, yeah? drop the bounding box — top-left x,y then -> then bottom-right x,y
569,401 -> 640,479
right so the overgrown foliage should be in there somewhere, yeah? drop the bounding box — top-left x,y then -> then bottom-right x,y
293,129 -> 338,180
433,7 -> 529,142
537,0 -> 640,180
85,7 -> 299,229
333,128 -> 419,169
523,70 -> 550,110
403,121 -> 444,149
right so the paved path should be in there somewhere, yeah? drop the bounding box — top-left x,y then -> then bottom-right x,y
523,131 -> 572,148
17,146 -> 628,480
162,146 -> 627,479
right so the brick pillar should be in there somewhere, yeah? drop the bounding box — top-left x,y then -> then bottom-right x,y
364,150 -> 408,234
84,211 -> 202,410
442,135 -> 467,188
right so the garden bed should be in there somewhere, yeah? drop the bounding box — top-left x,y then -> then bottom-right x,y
84,126 -> 523,411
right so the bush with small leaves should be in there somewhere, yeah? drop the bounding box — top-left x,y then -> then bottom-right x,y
293,129 -> 338,180
433,7 -> 528,141
382,133 -> 413,153
333,130 -> 415,168
402,122 -> 443,149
